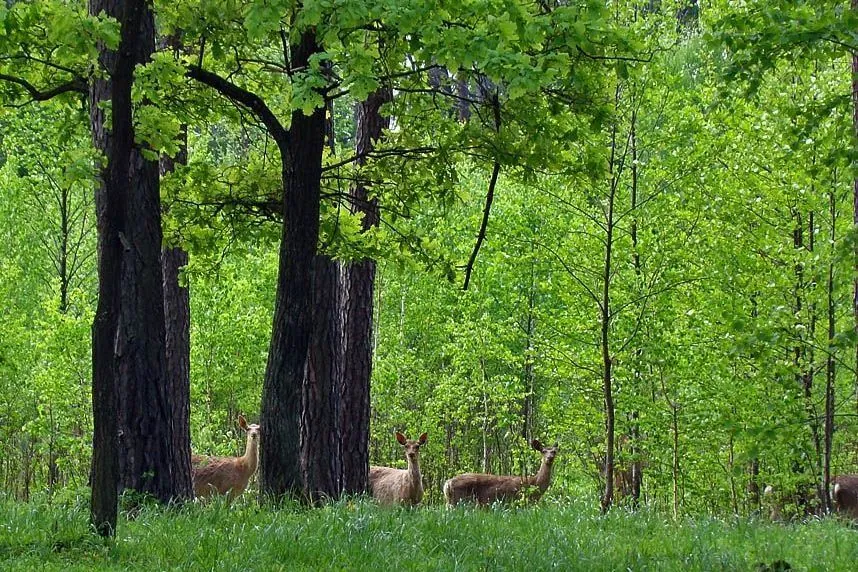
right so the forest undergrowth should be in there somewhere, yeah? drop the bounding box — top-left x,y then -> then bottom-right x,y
1,493 -> 856,571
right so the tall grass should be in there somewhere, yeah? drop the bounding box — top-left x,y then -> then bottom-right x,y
1,493 -> 856,571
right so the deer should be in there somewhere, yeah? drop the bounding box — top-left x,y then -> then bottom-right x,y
192,414 -> 260,501
369,432 -> 427,506
831,475 -> 858,519
763,485 -> 783,521
443,439 -> 558,506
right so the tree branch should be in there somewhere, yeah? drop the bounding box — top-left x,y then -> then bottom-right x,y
463,91 -> 502,290
0,74 -> 87,102
185,66 -> 289,147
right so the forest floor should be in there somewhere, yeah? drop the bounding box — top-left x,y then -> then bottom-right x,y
0,494 -> 856,571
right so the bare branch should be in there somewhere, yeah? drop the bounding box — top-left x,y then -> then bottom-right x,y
186,66 -> 289,147
0,74 -> 86,102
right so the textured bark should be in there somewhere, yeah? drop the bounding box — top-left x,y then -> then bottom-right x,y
113,8 -> 175,500
340,87 -> 391,494
301,255 -> 343,501
89,0 -> 179,506
260,31 -> 326,498
89,0 -> 146,536
160,119 -> 193,501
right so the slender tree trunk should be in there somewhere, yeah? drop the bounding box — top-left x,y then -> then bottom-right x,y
790,209 -> 812,511
260,31 -> 326,498
805,210 -> 824,507
628,106 -> 643,507
658,369 -> 680,517
747,458 -> 760,512
340,86 -> 391,494
824,187 -> 837,513
59,187 -> 69,313
852,0 -> 858,416
521,251 -> 535,443
301,254 -> 343,502
600,115 -> 619,515
89,0 -> 148,537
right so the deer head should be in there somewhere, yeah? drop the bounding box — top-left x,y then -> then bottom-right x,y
531,439 -> 558,463
396,431 -> 427,463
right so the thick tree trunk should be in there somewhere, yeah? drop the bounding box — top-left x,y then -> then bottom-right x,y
89,0 -> 147,536
340,87 -> 391,494
160,121 -> 193,501
161,244 -> 192,498
301,254 -> 343,502
260,31 -> 326,498
112,8 -> 175,501
89,0 -> 179,505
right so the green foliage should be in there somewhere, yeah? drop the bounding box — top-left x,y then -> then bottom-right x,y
1,0 -> 857,529
2,498 -> 858,570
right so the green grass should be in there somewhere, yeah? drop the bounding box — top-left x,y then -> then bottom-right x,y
1,494 -> 856,571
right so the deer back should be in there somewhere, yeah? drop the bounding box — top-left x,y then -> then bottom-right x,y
369,465 -> 423,505
192,415 -> 260,500
832,475 -> 858,519
443,473 -> 527,506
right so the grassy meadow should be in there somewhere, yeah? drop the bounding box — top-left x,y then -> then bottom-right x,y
1,493 -> 857,571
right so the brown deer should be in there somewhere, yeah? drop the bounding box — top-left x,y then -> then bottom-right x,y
831,475 -> 858,519
369,432 -> 427,506
192,415 -> 260,500
443,440 -> 558,506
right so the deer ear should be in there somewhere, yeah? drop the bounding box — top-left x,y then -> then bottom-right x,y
395,432 -> 407,445
418,433 -> 428,445
238,415 -> 248,430
531,439 -> 543,451
553,442 -> 559,449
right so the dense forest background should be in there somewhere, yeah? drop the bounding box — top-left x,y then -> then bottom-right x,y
1,0 -> 857,525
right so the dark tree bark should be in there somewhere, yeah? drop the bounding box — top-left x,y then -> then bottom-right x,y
112,9 -> 176,501
301,254 -> 343,501
521,251 -> 536,443
185,32 -> 327,501
161,119 -> 193,501
89,0 -> 182,505
259,31 -> 327,498
89,0 -> 147,536
340,87 -> 391,494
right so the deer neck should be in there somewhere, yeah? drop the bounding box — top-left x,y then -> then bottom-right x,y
407,456 -> 422,486
243,435 -> 259,473
531,458 -> 554,491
